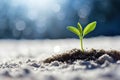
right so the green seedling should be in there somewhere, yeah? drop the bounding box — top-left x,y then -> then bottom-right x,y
67,21 -> 97,52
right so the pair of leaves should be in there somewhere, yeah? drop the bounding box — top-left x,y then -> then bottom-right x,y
67,21 -> 97,37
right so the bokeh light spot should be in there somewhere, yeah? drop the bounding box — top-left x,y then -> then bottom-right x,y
54,46 -> 60,53
15,20 -> 26,31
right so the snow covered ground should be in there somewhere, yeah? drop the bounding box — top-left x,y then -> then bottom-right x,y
0,36 -> 120,61
0,36 -> 120,80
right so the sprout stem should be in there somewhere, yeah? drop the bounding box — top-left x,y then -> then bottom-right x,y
79,36 -> 84,52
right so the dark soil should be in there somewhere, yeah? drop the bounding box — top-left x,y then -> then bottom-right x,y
43,48 -> 120,63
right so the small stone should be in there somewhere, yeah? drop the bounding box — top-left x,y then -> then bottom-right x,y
30,63 -> 40,68
2,70 -> 11,77
116,60 -> 120,64
50,61 -> 59,66
89,61 -> 99,69
101,61 -> 111,68
17,68 -> 31,78
23,68 -> 31,75
96,54 -> 114,64
26,59 -> 31,63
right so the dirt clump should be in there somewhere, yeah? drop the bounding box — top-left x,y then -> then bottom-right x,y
43,48 -> 120,63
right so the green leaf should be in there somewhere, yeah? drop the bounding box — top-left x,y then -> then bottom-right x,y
77,22 -> 82,36
67,26 -> 80,36
83,21 -> 97,37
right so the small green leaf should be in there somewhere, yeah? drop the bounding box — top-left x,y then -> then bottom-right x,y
67,26 -> 80,36
83,21 -> 97,37
77,22 -> 82,36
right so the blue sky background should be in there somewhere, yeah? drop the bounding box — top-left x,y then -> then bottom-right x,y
0,0 -> 120,39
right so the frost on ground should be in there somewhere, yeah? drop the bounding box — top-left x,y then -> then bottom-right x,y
0,36 -> 120,80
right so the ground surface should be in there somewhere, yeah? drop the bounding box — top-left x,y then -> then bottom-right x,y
0,36 -> 120,80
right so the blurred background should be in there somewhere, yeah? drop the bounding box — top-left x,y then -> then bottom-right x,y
0,0 -> 120,39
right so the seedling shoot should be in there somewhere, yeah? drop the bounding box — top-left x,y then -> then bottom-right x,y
67,21 -> 97,52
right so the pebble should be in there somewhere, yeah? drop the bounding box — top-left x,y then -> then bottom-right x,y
96,54 -> 114,64
2,70 -> 11,77
101,61 -> 111,68
30,63 -> 40,68
88,61 -> 99,69
50,61 -> 60,66
116,60 -> 120,64
23,68 -> 31,75
26,59 -> 31,63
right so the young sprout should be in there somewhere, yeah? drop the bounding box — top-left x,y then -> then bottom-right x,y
67,21 -> 97,52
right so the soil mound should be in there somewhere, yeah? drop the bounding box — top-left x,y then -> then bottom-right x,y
43,48 -> 120,63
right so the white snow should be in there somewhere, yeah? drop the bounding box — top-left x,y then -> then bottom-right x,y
0,36 -> 119,61
0,36 -> 120,80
